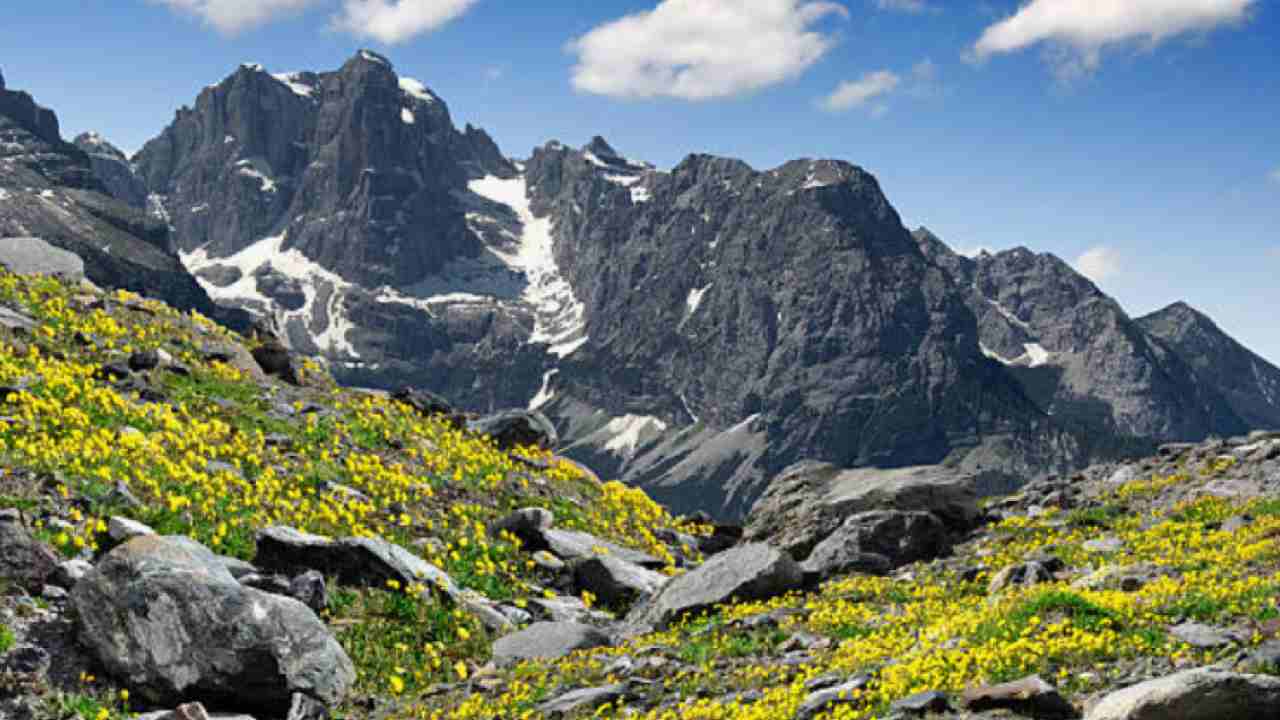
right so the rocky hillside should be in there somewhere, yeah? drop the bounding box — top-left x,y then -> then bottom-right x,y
0,70 -> 244,332
0,265 -> 1278,720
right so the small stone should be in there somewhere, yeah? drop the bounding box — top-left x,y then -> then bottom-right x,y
960,675 -> 1076,719
53,558 -> 94,587
796,677 -> 871,720
1082,536 -> 1124,553
108,516 -> 156,543
289,570 -> 327,614
3,644 -> 51,674
532,550 -> 566,571
536,684 -> 628,717
1170,622 -> 1236,649
492,507 -> 554,543
890,690 -> 950,715
128,350 -> 162,372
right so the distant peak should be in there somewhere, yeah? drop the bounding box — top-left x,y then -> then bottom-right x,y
583,135 -> 619,159
239,62 -> 266,73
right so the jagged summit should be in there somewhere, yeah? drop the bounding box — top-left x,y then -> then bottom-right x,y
1138,301 -> 1280,428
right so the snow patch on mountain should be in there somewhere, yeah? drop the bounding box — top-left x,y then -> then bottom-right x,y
399,77 -> 436,104
600,415 -> 669,459
467,174 -> 588,358
686,283 -> 711,315
181,232 -> 359,358
272,73 -> 316,98
529,369 -> 559,410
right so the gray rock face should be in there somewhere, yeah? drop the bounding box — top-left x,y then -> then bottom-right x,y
541,528 -> 663,569
132,53 -> 541,411
490,621 -> 611,666
529,151 -> 1082,521
0,237 -> 85,279
801,510 -> 949,583
626,543 -> 801,630
71,535 -> 354,715
1085,668 -> 1280,720
72,132 -> 148,208
744,462 -> 981,560
0,79 -> 248,332
1137,301 -> 1280,432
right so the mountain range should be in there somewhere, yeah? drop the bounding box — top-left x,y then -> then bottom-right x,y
2,53 -> 1278,519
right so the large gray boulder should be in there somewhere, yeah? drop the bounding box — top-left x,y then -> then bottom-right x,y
254,526 -> 458,597
71,535 -> 354,715
490,621 -> 611,666
801,509 -> 949,584
626,543 -> 802,631
0,237 -> 85,280
1085,668 -> 1280,720
745,462 -> 982,560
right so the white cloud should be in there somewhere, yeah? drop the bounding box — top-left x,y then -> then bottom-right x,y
332,0 -> 478,44
152,0 -> 321,34
874,0 -> 933,13
970,0 -> 1256,77
821,70 -> 900,112
568,0 -> 848,101
1075,245 -> 1122,283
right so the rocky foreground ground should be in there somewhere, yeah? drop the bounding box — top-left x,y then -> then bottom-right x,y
0,252 -> 1277,720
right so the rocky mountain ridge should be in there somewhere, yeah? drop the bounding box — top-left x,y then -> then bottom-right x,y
9,52 -> 1280,523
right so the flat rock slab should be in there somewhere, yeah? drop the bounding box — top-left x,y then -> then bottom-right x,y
627,543 -> 802,631
543,528 -> 662,569
254,526 -> 458,597
1086,668 -> 1280,720
536,683 -> 628,716
0,237 -> 85,280
491,622 -> 611,666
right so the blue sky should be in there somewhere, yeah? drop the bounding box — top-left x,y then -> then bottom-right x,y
3,0 -> 1278,363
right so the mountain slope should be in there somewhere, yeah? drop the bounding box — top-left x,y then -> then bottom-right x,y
914,228 -> 1247,444
1138,301 -> 1280,430
0,70 -> 244,329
